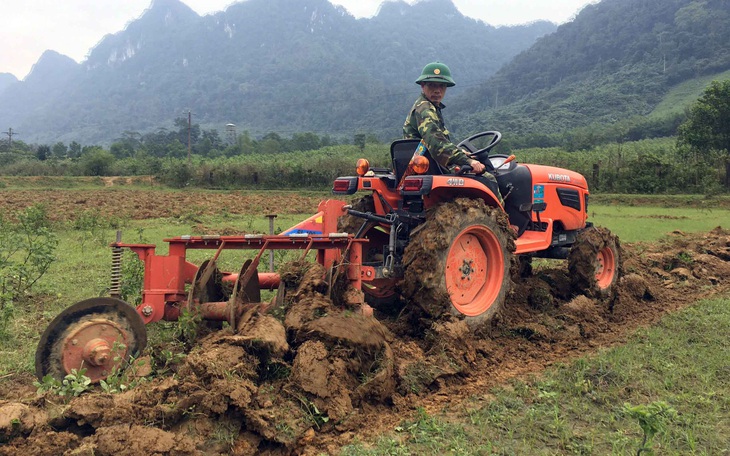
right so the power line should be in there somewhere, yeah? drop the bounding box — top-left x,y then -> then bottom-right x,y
3,128 -> 17,148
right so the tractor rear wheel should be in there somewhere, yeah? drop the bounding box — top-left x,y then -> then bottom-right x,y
339,195 -> 400,307
402,198 -> 514,328
568,226 -> 621,299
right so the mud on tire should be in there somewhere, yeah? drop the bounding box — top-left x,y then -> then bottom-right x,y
568,225 -> 622,300
401,198 -> 515,329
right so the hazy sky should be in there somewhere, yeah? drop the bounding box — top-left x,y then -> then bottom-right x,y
2,0 -> 596,79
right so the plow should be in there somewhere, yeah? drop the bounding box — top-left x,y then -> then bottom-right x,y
36,131 -> 622,383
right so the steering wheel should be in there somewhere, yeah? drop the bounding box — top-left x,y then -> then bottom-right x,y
457,131 -> 502,162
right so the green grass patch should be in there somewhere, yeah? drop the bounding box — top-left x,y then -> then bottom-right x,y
650,70 -> 730,118
342,296 -> 730,455
587,203 -> 730,243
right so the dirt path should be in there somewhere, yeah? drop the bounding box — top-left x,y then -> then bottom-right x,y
0,190 -> 728,455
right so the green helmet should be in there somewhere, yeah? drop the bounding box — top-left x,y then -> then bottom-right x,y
415,62 -> 456,87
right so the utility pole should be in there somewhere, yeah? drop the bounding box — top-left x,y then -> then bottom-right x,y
4,128 -> 16,149
187,111 -> 192,165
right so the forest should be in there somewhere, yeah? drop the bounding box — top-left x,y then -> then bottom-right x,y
1,78 -> 729,195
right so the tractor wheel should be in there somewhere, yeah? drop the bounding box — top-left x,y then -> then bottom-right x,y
402,198 -> 515,328
35,297 -> 147,383
568,226 -> 622,299
339,195 -> 400,307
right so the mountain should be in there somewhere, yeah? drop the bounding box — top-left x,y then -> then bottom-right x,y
0,0 -> 555,145
0,51 -> 81,143
453,0 -> 730,137
0,73 -> 18,94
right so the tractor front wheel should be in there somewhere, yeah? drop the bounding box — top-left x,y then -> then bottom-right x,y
402,199 -> 514,328
568,226 -> 622,300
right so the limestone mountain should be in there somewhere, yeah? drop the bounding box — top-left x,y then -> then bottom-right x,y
0,0 -> 554,145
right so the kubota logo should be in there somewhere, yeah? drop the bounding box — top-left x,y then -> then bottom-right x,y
446,178 -> 465,186
548,174 -> 571,182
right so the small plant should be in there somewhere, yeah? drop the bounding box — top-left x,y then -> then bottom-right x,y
175,308 -> 203,347
297,397 -> 330,429
0,296 -> 14,341
623,401 -> 677,455
120,250 -> 144,305
154,349 -> 187,376
0,205 -> 58,302
99,342 -> 144,393
71,209 -> 106,250
34,368 -> 93,397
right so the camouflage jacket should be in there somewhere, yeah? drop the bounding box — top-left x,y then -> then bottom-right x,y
403,94 -> 471,169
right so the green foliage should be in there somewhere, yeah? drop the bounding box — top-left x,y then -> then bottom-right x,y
80,147 -> 115,176
623,401 -> 678,455
678,79 -> 730,156
34,368 -> 92,398
98,343 -> 147,394
120,250 -> 145,306
455,0 -> 730,140
296,396 -> 330,429
0,205 -> 58,302
0,300 -> 13,341
175,308 -> 203,347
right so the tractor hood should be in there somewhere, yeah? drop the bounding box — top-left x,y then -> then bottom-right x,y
523,164 -> 589,191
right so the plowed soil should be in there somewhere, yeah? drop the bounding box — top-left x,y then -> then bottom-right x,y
1,189 -> 729,456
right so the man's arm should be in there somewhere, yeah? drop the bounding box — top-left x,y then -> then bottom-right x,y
414,102 -> 472,169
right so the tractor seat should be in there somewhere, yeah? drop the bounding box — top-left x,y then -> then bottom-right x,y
390,139 -> 445,183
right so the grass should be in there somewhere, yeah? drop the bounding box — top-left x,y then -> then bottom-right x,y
342,296 -> 730,455
649,69 -> 730,118
587,204 -> 730,243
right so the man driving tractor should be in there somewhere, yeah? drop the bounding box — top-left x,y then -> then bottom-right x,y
403,61 -> 500,197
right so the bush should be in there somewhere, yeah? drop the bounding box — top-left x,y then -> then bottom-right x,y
0,205 -> 58,301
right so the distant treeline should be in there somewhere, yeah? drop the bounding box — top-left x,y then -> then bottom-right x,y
0,116 -> 725,195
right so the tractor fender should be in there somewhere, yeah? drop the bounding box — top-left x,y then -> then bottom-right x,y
419,175 -> 504,210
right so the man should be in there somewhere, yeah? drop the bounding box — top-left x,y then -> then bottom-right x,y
403,61 -> 486,174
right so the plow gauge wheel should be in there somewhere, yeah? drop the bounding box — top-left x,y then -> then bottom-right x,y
35,297 -> 147,383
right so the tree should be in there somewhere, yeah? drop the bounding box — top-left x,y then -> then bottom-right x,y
36,145 -> 50,161
677,80 -> 730,188
51,142 -> 67,159
80,148 -> 115,176
68,141 -> 82,159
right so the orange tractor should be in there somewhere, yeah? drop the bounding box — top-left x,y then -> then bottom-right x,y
36,131 -> 620,382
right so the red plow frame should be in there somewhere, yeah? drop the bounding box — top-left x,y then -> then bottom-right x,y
112,199 -> 371,325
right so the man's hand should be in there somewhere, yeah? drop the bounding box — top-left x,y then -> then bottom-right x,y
469,159 -> 486,174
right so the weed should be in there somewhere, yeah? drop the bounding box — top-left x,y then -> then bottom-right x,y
34,368 -> 92,398
0,205 -> 58,302
98,342 -> 147,393
296,396 -> 330,429
120,250 -> 144,305
71,209 -> 108,250
154,349 -> 186,376
175,308 -> 203,347
623,401 -> 677,455
211,418 -> 241,448
0,298 -> 13,341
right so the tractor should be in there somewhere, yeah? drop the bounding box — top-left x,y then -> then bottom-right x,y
35,131 -> 621,383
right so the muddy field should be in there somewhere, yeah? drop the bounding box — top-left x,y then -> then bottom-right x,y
1,190 -> 729,455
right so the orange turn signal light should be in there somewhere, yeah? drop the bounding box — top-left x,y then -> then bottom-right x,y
410,155 -> 430,174
356,158 -> 370,176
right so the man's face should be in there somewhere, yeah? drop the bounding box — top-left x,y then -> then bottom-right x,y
421,82 -> 447,104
